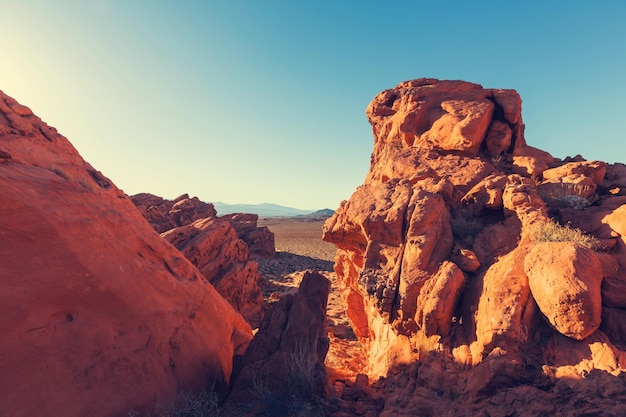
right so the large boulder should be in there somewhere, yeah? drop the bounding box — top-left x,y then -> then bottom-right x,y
365,78 -> 526,163
162,217 -> 265,327
0,90 -> 252,416
131,196 -> 276,259
525,242 -> 603,340
219,212 -> 276,258
132,197 -> 274,327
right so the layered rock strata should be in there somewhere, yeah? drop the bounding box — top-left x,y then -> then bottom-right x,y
323,78 -> 626,393
0,91 -> 252,417
131,194 -> 275,326
131,194 -> 275,258
131,192 -> 217,233
162,217 -> 265,328
219,212 -> 276,258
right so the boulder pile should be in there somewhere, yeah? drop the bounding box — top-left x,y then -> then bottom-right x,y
323,79 -> 626,400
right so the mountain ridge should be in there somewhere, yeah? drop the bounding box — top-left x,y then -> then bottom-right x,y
213,201 -> 324,217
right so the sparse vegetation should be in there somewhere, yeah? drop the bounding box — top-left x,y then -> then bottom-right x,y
450,209 -> 482,243
135,342 -> 326,417
128,389 -> 220,417
160,390 -> 220,417
531,218 -> 600,250
245,341 -> 325,417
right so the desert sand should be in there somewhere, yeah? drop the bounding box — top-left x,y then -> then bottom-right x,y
256,217 -> 367,382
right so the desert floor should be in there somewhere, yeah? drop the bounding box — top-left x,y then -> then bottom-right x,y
256,217 -> 367,382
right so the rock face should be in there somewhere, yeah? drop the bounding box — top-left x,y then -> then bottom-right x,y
162,217 -> 265,328
130,195 -> 276,259
323,78 -> 626,401
131,192 -> 217,233
0,91 -> 253,417
131,194 -> 275,326
225,271 -> 331,414
219,213 -> 276,258
525,242 -> 603,340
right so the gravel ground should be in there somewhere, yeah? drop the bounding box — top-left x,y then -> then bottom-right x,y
255,217 -> 366,380
255,217 -> 336,295
258,217 -> 337,261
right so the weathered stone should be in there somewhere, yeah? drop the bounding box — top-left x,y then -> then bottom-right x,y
219,212 -> 275,258
130,192 -> 216,233
525,242 -> 603,340
415,261 -> 466,336
0,90 -> 252,417
162,218 -> 264,328
226,271 -> 330,408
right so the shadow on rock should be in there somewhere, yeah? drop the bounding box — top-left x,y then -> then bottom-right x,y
256,252 -> 334,277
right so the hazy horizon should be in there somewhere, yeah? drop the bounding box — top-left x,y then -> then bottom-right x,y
1,1 -> 625,210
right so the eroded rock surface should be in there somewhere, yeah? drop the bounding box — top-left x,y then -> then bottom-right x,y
131,195 -> 276,259
162,218 -> 265,328
131,192 -> 217,233
525,242 -> 603,340
131,195 -> 274,326
322,78 -> 626,410
225,270 -> 330,414
0,91 -> 252,417
219,213 -> 275,258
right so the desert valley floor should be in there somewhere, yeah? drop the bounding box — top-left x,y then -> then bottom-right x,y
256,217 -> 368,383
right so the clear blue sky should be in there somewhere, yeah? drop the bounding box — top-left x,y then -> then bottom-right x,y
1,1 -> 625,210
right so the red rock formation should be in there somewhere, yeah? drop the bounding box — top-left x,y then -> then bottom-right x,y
323,78 -> 626,406
525,242 -> 603,340
131,195 -> 276,259
130,192 -> 217,233
131,195 -> 275,326
219,213 -> 276,258
0,91 -> 252,416
162,217 -> 265,327
225,270 -> 330,414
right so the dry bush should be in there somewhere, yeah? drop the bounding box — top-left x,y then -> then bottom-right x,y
128,389 -> 220,417
450,209 -> 482,243
531,218 -> 600,250
246,341 -> 325,417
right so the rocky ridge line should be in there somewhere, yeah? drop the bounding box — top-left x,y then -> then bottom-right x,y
131,193 -> 276,327
0,90 -> 253,416
323,78 -> 626,415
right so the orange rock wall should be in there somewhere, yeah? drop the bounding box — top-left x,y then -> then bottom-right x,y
0,91 -> 252,416
323,78 -> 626,386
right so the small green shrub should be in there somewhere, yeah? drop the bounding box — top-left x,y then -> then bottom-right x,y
532,218 -> 600,250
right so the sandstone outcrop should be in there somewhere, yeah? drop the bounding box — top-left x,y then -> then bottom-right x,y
131,194 -> 275,326
219,212 -> 276,258
162,217 -> 264,328
130,195 -> 276,258
130,192 -> 217,233
225,270 -> 330,414
525,242 -> 603,340
323,78 -> 626,406
0,91 -> 252,417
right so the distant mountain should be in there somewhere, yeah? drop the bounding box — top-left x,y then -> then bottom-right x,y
213,202 -> 316,217
294,209 -> 335,220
